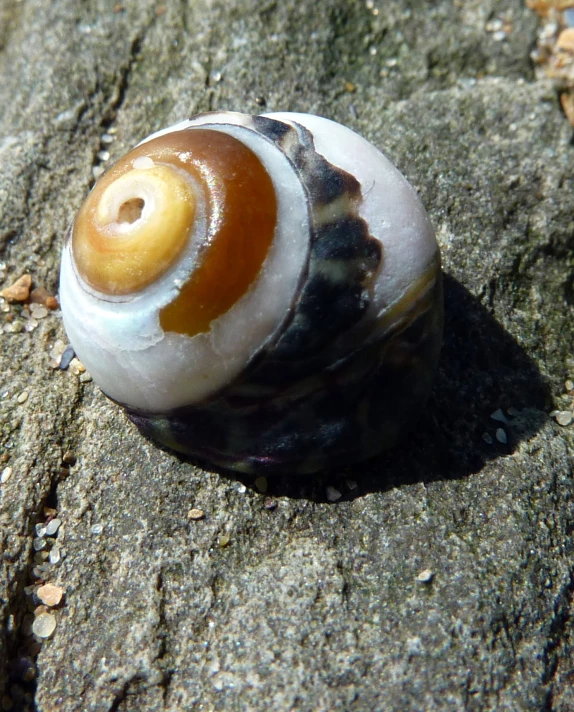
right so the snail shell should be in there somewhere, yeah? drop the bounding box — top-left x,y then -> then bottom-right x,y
60,111 -> 443,474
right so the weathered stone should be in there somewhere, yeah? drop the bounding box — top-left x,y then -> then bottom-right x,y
1,1 -> 573,711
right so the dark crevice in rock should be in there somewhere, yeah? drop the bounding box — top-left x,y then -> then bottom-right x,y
154,569 -> 174,706
542,570 -> 574,688
1,469 -> 61,711
95,11 -> 158,170
109,679 -> 133,712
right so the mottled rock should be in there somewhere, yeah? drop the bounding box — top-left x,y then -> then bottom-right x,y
0,1 -> 573,711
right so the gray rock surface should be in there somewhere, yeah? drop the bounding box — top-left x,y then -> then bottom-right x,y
1,0 -> 573,710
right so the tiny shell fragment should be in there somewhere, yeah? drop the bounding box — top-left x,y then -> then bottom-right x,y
1,274 -> 32,302
37,583 -> 64,607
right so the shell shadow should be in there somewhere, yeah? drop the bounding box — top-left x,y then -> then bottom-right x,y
191,271 -> 550,502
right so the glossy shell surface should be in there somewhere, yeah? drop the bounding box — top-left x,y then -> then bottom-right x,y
60,111 -> 443,474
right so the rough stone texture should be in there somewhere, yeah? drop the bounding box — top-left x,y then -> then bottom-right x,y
0,0 -> 573,710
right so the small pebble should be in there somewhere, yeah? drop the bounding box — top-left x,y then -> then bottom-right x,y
236,483 -> 247,494
416,569 -> 434,583
495,428 -> 507,444
1,466 -> 12,483
346,479 -> 358,490
91,524 -> 103,535
33,552 -> 49,564
482,432 -> 494,445
492,29 -> 507,41
557,27 -> 574,52
17,391 -> 28,404
326,486 -> 342,502
48,547 -> 61,565
62,451 -> 76,466
44,507 -> 58,517
101,133 -> 114,143
31,612 -> 56,639
218,534 -> 230,548
485,18 -> 503,32
29,304 -> 48,320
79,371 -> 92,383
263,497 -> 277,510
22,664 -> 36,682
29,287 -> 57,309
58,347 -> 75,371
34,524 -> 47,537
554,411 -> 574,426
565,379 -> 574,392
68,357 -> 86,375
32,538 -> 47,552
49,339 -> 67,368
1,274 -> 32,302
3,320 -> 24,333
254,476 -> 268,493
490,408 -> 508,424
97,150 -> 110,162
188,508 -> 205,520
36,583 -> 64,607
45,518 -> 61,536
